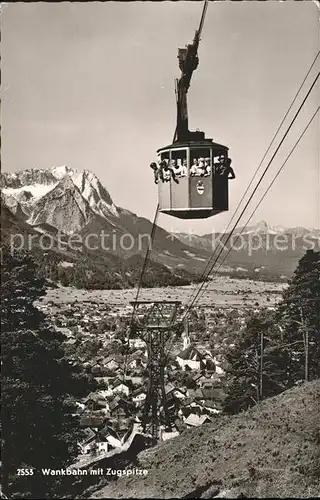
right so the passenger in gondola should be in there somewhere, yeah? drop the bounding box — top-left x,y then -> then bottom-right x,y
190,158 -> 198,176
204,157 -> 211,176
157,160 -> 165,182
169,159 -> 179,183
224,158 -> 236,179
180,159 -> 188,177
197,157 -> 206,177
174,159 -> 183,177
150,162 -> 159,184
161,161 -> 172,182
170,159 -> 179,176
215,157 -> 235,179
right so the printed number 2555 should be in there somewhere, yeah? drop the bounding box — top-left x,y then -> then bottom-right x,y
17,469 -> 34,476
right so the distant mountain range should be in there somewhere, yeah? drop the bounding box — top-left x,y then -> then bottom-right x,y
1,166 -> 319,287
175,220 -> 320,279
176,220 -> 320,241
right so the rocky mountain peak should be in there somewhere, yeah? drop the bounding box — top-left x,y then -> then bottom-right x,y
1,168 -> 58,189
27,175 -> 93,235
1,165 -> 120,235
51,165 -> 76,179
72,169 -> 119,218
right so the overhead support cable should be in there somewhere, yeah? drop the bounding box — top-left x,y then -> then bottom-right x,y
196,105 -> 320,305
122,204 -> 160,382
184,71 -> 320,318
185,51 -> 320,308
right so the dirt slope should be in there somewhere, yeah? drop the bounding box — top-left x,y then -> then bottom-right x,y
90,380 -> 320,499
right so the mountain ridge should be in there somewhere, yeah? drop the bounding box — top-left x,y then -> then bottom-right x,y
1,167 -> 209,288
2,166 -> 319,283
175,220 -> 320,239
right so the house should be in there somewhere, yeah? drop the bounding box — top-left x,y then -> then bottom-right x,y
128,338 -> 146,349
109,397 -> 133,419
159,426 -> 180,441
213,356 -> 225,375
197,374 -> 220,389
75,401 -> 86,411
126,351 -> 146,370
128,349 -> 147,367
80,415 -> 105,429
97,387 -> 113,398
184,414 -> 212,427
173,388 -> 188,400
84,393 -> 109,412
163,392 -> 177,416
79,427 -> 114,455
132,388 -> 146,405
200,400 -> 222,415
95,439 -> 109,454
127,358 -> 139,370
112,382 -> 130,397
124,375 -> 143,386
164,383 -> 176,396
114,418 -> 132,436
178,406 -> 193,420
103,358 -> 121,371
79,428 -> 98,455
176,344 -> 205,371
98,425 -> 122,449
94,377 -> 114,391
204,357 -> 216,373
95,390 -> 111,403
109,401 -> 126,419
186,388 -> 203,401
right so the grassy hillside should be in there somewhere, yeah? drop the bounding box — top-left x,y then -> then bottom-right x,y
89,380 -> 320,499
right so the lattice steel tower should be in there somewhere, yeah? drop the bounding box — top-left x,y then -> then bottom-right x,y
130,300 -> 182,440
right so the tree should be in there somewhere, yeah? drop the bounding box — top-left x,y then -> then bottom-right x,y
58,267 -> 71,287
278,249 -> 320,384
89,441 -> 98,457
1,248 -> 96,498
222,250 -> 320,414
222,309 -> 288,414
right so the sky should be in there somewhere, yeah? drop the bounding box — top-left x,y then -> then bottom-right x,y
2,1 -> 320,234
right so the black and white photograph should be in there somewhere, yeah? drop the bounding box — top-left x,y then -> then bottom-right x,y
1,1 -> 320,498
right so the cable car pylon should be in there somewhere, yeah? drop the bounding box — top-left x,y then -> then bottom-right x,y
130,300 -> 182,441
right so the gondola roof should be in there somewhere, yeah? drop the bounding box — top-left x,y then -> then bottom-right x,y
157,139 -> 229,153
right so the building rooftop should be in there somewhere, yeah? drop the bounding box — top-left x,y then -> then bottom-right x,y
176,344 -> 204,361
184,414 -> 211,427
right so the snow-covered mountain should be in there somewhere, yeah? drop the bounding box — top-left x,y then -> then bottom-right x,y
1,166 -> 119,233
26,176 -> 94,235
233,220 -> 320,238
1,165 -> 212,272
235,220 -> 280,235
72,169 -> 119,218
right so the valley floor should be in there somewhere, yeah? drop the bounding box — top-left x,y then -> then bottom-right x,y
43,276 -> 286,309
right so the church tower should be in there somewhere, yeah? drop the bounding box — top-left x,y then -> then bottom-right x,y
182,319 -> 191,350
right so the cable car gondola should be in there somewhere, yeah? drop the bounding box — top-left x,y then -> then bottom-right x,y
152,1 -> 235,220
